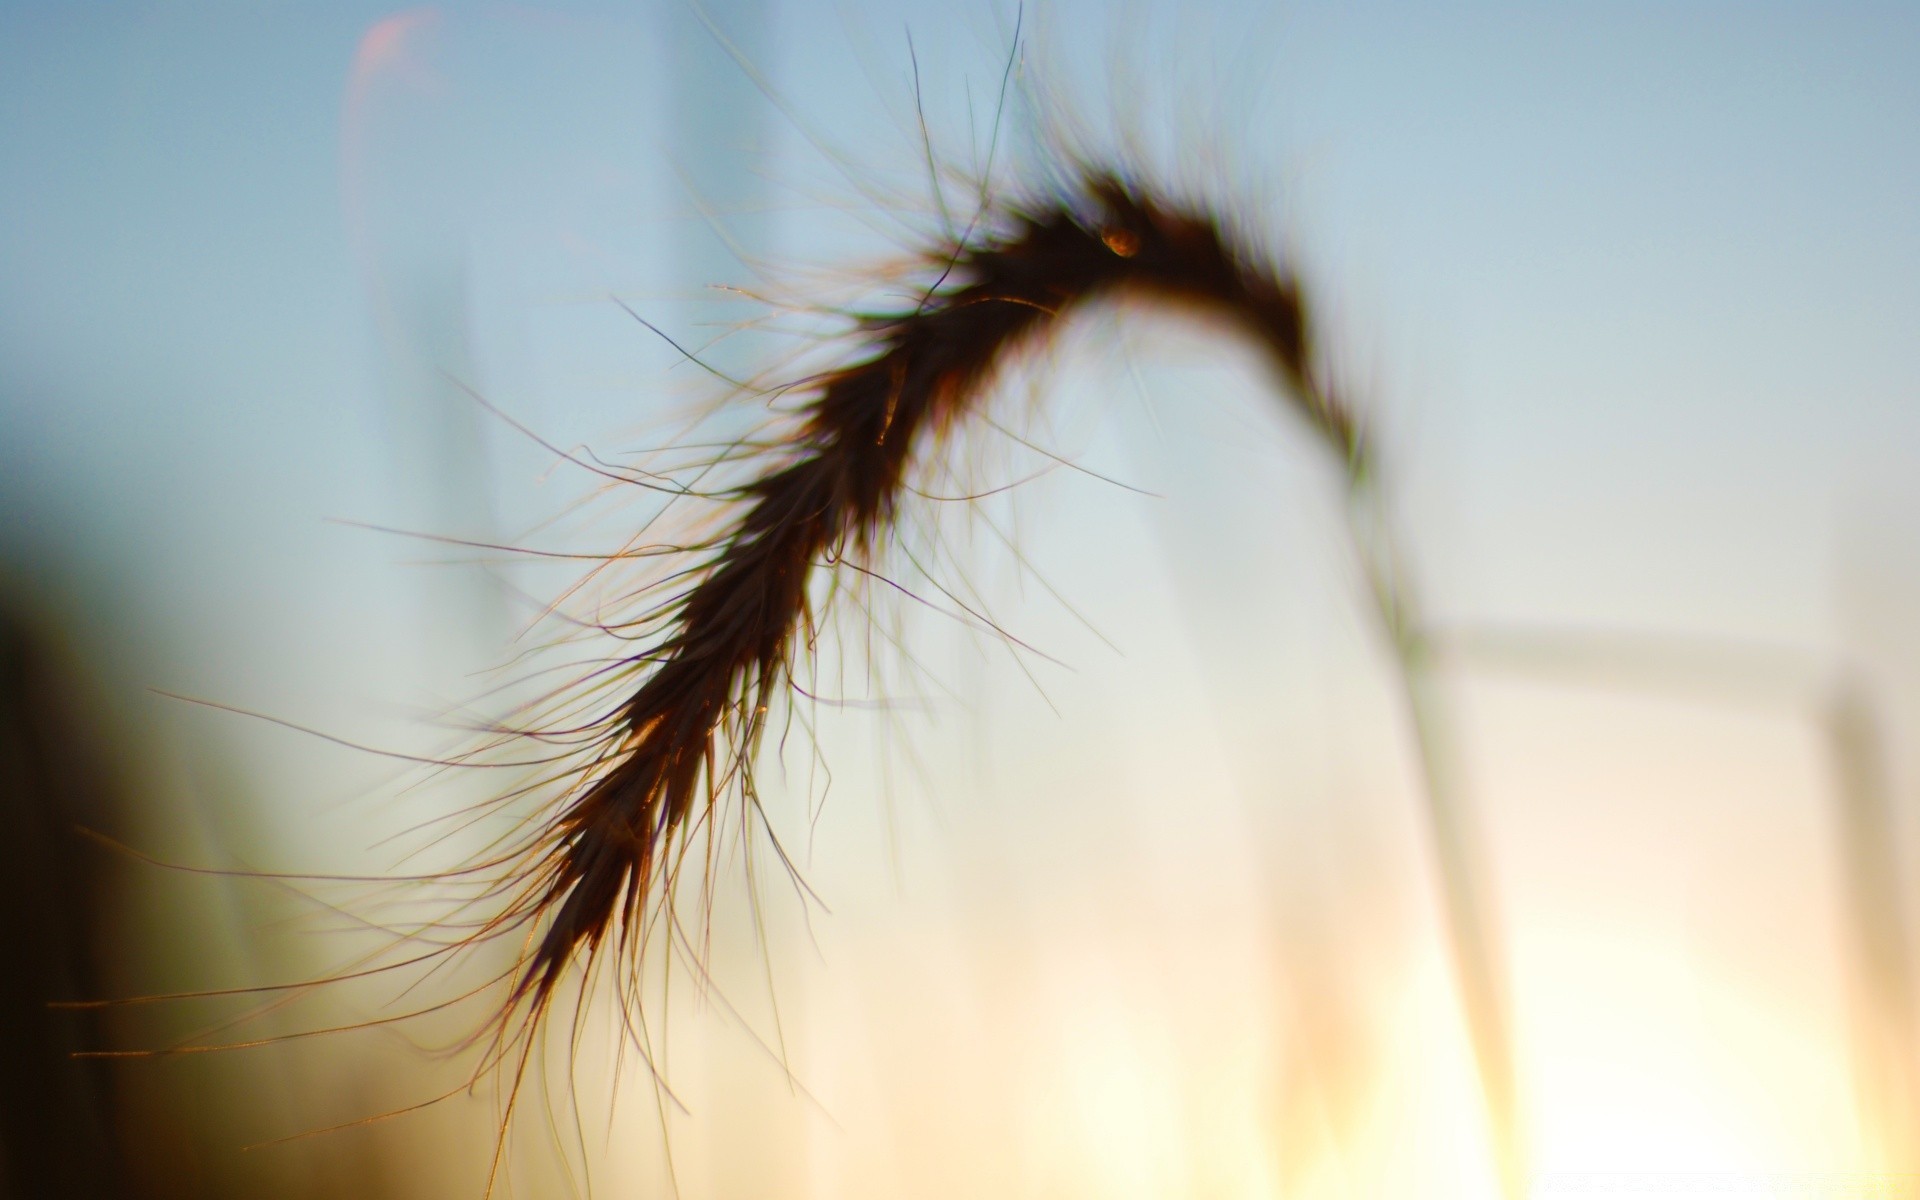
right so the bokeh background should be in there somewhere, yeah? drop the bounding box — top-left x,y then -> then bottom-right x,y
4,2 -> 1919,1196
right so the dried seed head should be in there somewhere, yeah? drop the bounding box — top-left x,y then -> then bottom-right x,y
483,167 -> 1366,1049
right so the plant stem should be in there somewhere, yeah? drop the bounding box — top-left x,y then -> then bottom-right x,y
1826,675 -> 1919,1182
1344,479 -> 1524,1199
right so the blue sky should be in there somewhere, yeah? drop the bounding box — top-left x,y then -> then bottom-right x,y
5,1 -> 1915,664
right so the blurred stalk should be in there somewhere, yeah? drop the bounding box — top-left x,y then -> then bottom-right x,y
0,604 -> 131,1200
666,0 -> 770,379
0,585 -> 413,1198
1824,675 -> 1917,1184
1343,486 -> 1523,1199
1436,623 -> 1920,1187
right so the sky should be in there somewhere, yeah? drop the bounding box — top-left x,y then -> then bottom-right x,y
3,2 -> 1918,1195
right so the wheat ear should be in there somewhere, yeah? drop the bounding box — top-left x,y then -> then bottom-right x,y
479,164 -> 1521,1193
495,170 -> 1362,1011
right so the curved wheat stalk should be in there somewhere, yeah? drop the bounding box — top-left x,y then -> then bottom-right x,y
456,164 -> 1520,1194
497,170 -> 1362,1008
